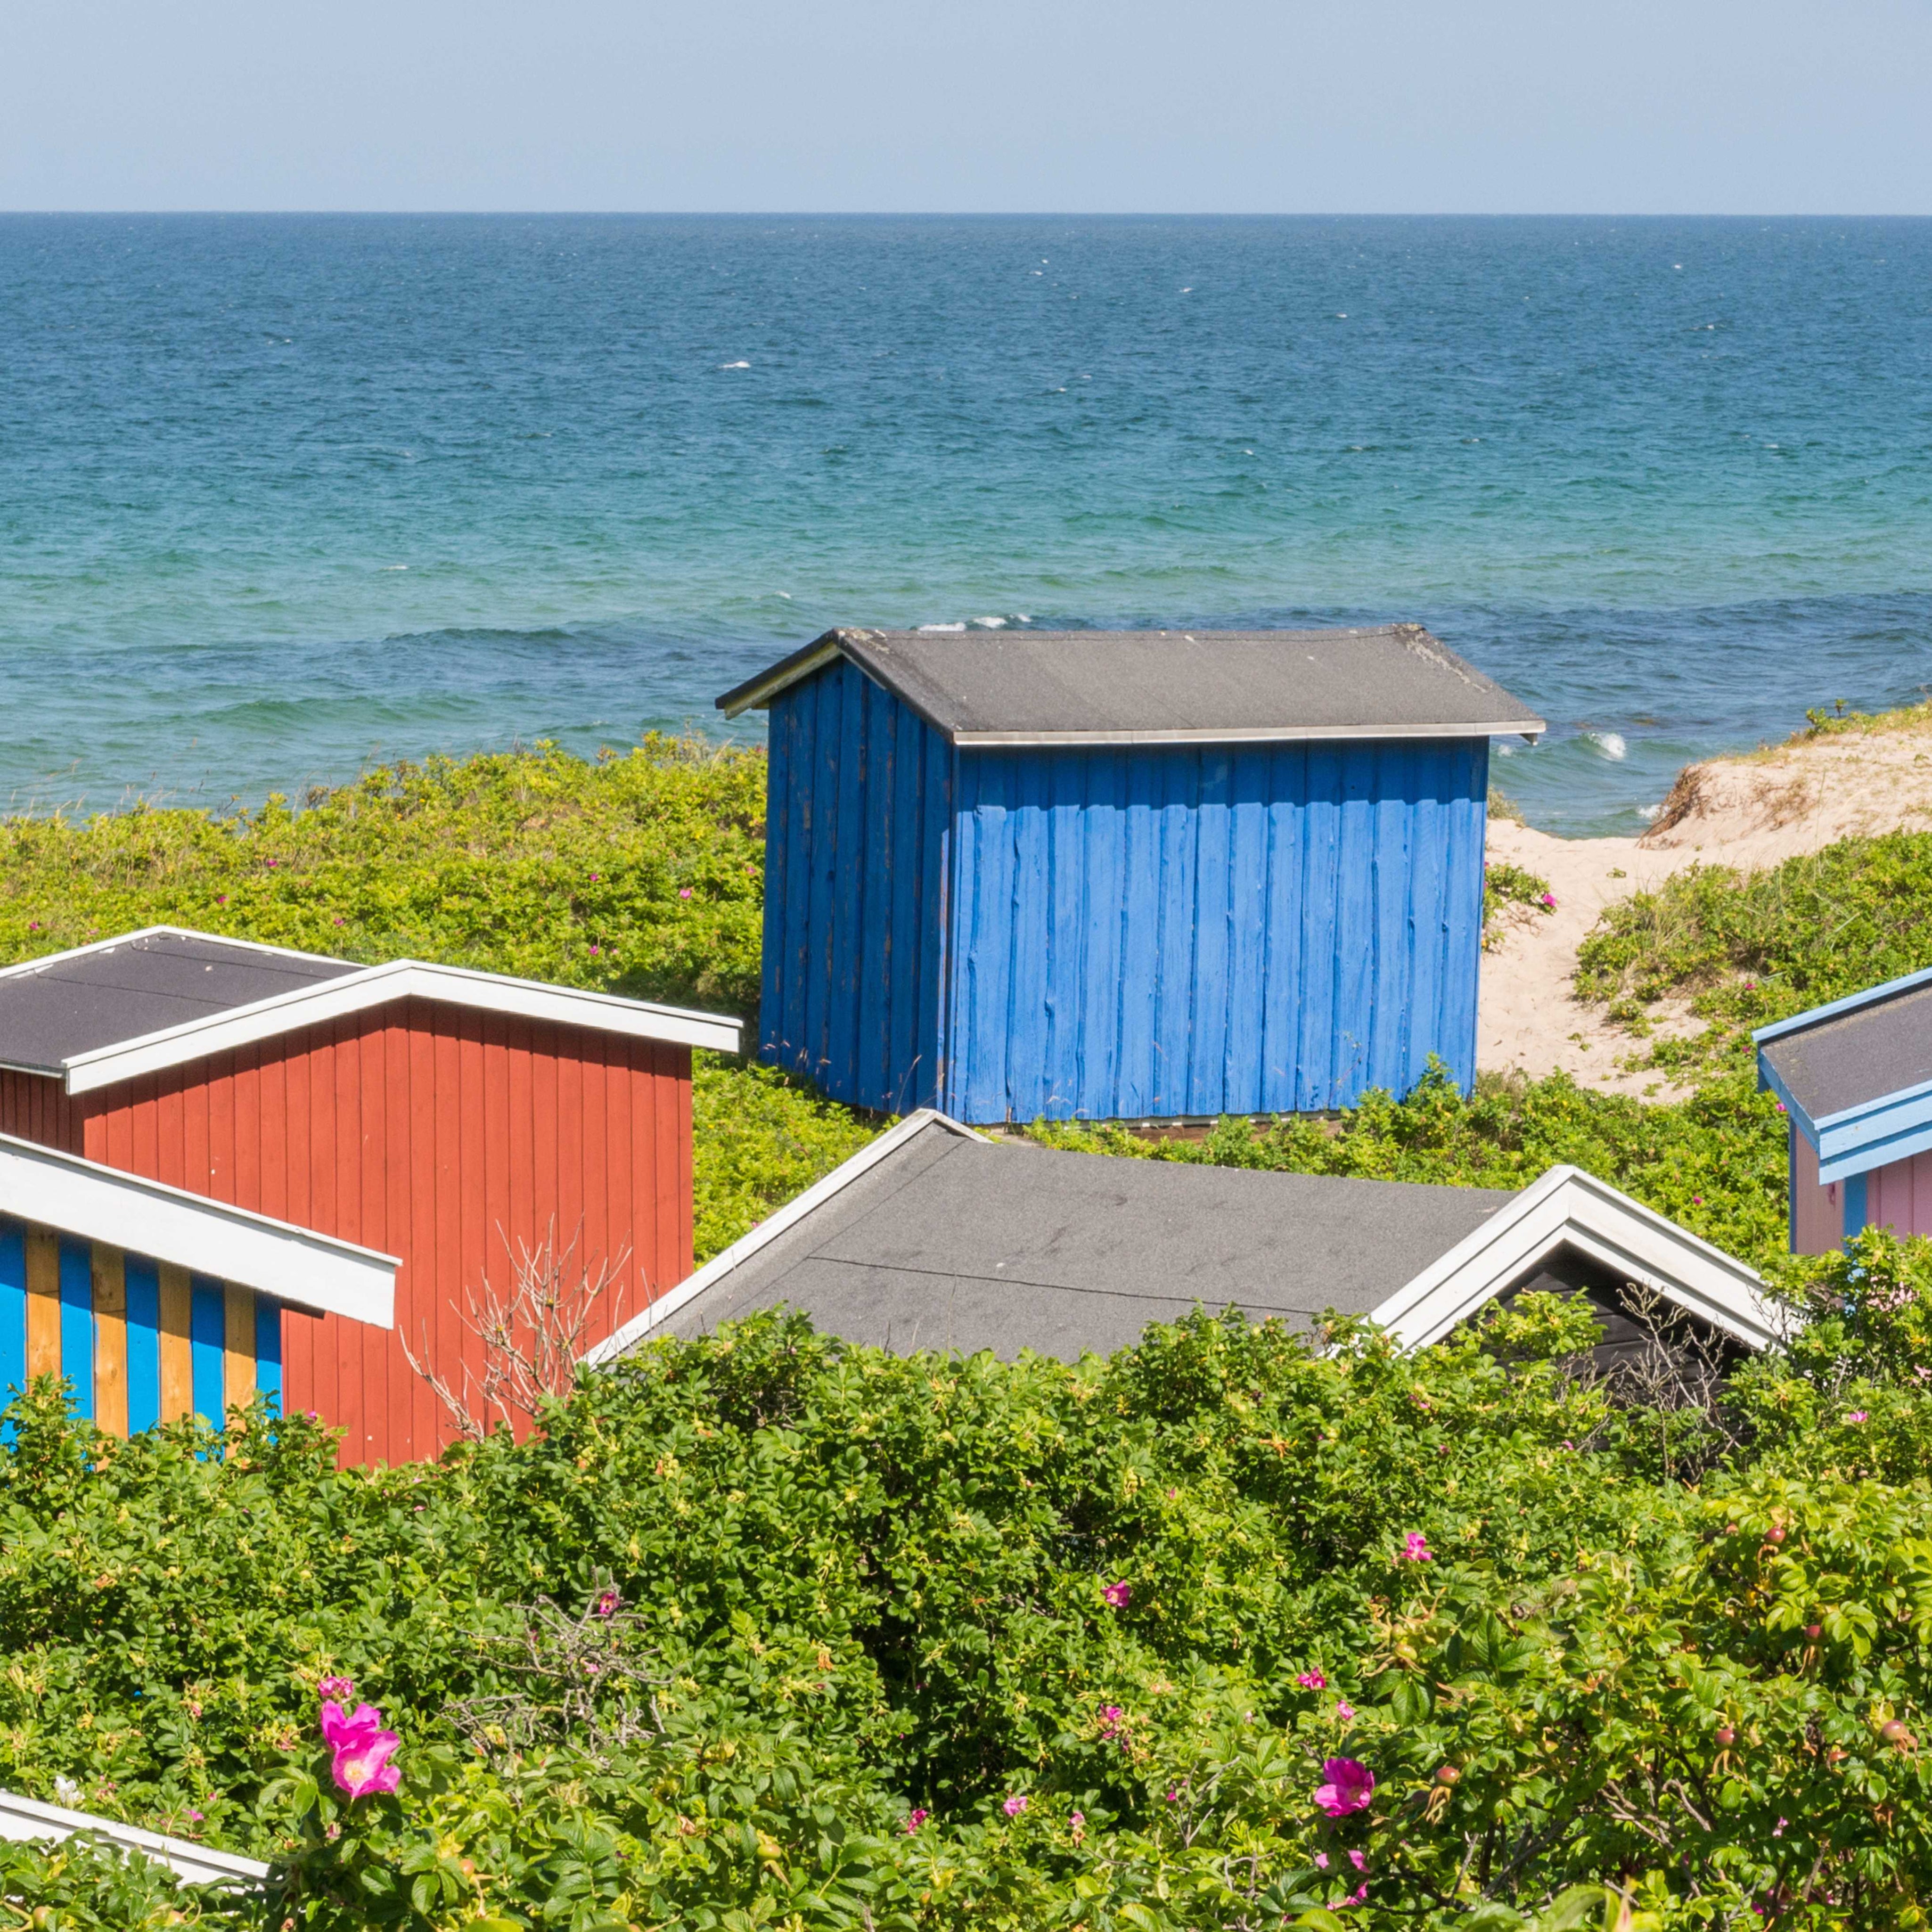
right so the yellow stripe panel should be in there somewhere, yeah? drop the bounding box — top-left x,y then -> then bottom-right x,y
224,1282 -> 255,1416
25,1228 -> 60,1381
92,1244 -> 128,1439
159,1262 -> 193,1425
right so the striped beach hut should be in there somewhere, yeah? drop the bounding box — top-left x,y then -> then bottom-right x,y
722,625 -> 1544,1123
0,1129 -> 394,1435
0,927 -> 738,1463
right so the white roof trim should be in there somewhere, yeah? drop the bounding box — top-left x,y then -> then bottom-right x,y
585,1109 -> 989,1366
0,1131 -> 398,1327
0,1786 -> 270,1889
61,957 -> 742,1094
1369,1164 -> 1778,1353
950,720 -> 1544,747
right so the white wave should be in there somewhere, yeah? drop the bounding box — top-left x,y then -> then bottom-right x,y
917,622 -> 966,633
1494,741 -> 1514,755
970,616 -> 1007,628
719,360 -> 750,369
1585,731 -> 1628,760
381,564 -> 408,572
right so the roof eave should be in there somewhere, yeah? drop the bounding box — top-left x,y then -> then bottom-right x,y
716,633 -> 852,717
948,719 -> 1546,747
60,959 -> 743,1096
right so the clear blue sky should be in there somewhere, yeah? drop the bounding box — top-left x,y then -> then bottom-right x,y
4,0 -> 1930,213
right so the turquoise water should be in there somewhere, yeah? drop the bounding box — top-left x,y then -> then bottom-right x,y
3,214 -> 1929,833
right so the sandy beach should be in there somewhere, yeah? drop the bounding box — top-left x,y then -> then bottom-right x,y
1480,713 -> 1932,1097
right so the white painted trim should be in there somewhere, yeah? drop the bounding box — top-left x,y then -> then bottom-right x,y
585,1109 -> 988,1365
1370,1165 -> 1777,1352
0,1131 -> 398,1327
63,957 -> 742,1093
0,924 -> 351,984
950,720 -> 1545,746
0,1786 -> 270,1889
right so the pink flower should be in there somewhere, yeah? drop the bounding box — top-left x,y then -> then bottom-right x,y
589,943 -> 600,954
1165,1787 -> 1180,1802
1003,1794 -> 1027,1817
317,1676 -> 354,1700
1296,1670 -> 1327,1690
1349,1849 -> 1367,1872
1328,1883 -> 1369,1908
1335,1701 -> 1357,1723
1399,1531 -> 1433,1563
319,1700 -> 402,1800
1069,1809 -> 1085,1838
1097,1704 -> 1124,1735
904,1808 -> 929,1833
1773,1817 -> 1787,1838
1314,1851 -> 1331,1870
593,1587 -> 622,1617
1846,1411 -> 1869,1424
679,887 -> 694,900
1539,892 -> 1555,909
1102,1580 -> 1132,1609
1313,1757 -> 1374,1817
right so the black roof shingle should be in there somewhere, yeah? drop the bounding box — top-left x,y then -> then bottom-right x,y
717,625 -> 1546,745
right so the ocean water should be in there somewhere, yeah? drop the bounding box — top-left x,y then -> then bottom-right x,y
3,213 -> 1929,834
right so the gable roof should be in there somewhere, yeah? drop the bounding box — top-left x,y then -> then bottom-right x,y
717,626 -> 1547,746
589,1113 -> 1774,1366
0,1129 -> 397,1325
0,929 -> 741,1095
1754,966 -> 1932,1181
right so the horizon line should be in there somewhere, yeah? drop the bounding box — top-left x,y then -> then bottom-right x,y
3,207 -> 1931,221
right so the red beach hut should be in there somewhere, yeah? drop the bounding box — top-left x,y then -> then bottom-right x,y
0,928 -> 740,1464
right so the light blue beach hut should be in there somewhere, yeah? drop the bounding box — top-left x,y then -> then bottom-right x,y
720,626 -> 1544,1124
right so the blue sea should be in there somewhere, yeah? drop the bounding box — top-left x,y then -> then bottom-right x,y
3,214 -> 1929,835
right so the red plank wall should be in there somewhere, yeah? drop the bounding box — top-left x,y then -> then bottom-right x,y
3,999 -> 692,1465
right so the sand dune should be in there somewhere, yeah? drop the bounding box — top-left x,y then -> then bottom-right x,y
1480,714 -> 1932,1098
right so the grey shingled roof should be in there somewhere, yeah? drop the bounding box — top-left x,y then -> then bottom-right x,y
645,1118 -> 1513,1361
716,625 -> 1546,745
1760,979 -> 1932,1124
0,930 -> 356,1077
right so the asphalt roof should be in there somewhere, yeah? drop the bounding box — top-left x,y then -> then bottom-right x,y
1759,978 -> 1932,1124
716,625 -> 1547,745
648,1119 -> 1514,1361
0,931 -> 355,1076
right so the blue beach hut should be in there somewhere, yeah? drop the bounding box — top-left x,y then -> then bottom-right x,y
720,625 -> 1545,1124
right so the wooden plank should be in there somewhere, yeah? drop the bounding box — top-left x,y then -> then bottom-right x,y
1297,745 -> 1342,1113
1222,748 -> 1271,1117
1151,750 -> 1201,1117
1188,750 -> 1233,1117
92,1244 -> 128,1439
254,1295 -> 283,1409
224,1283 -> 256,1417
1004,750 -> 1050,1122
189,1276 -> 225,1426
826,660 -> 868,1108
801,667 -> 841,1090
58,1238 -> 94,1422
1114,751 -> 1161,1118
1439,740 -> 1488,1089
886,697 -> 925,1110
1042,750 -> 1088,1120
123,1258 -> 161,1435
1079,751 -> 1124,1120
1258,744 -> 1306,1115
158,1262 -> 194,1424
25,1228 -> 59,1384
927,737 -> 958,1116
960,753 -> 1016,1123
1366,743 -> 1414,1097
854,678 -> 892,1111
1331,744 -> 1378,1108
0,1222 -> 26,1410
1403,755 -> 1446,1095
775,685 -> 816,1075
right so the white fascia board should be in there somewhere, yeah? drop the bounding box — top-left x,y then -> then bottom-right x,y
0,1132 -> 397,1327
718,639 -> 845,717
584,1109 -> 989,1366
0,1786 -> 270,1888
1371,1165 -> 1777,1354
949,719 -> 1546,747
62,958 -> 742,1094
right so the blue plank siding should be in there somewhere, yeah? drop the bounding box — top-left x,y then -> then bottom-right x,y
760,660 -> 955,1114
757,664 -> 1490,1122
124,1256 -> 161,1435
0,1222 -> 23,1427
256,1296 -> 284,1408
189,1275 -> 225,1425
58,1238 -> 93,1422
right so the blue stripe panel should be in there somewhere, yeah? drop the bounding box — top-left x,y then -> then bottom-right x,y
759,659 -> 955,1114
189,1276 -> 226,1425
57,1238 -> 93,1423
0,1222 -> 24,1426
124,1258 -> 161,1436
1843,1170 -> 1870,1244
255,1295 -> 283,1408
